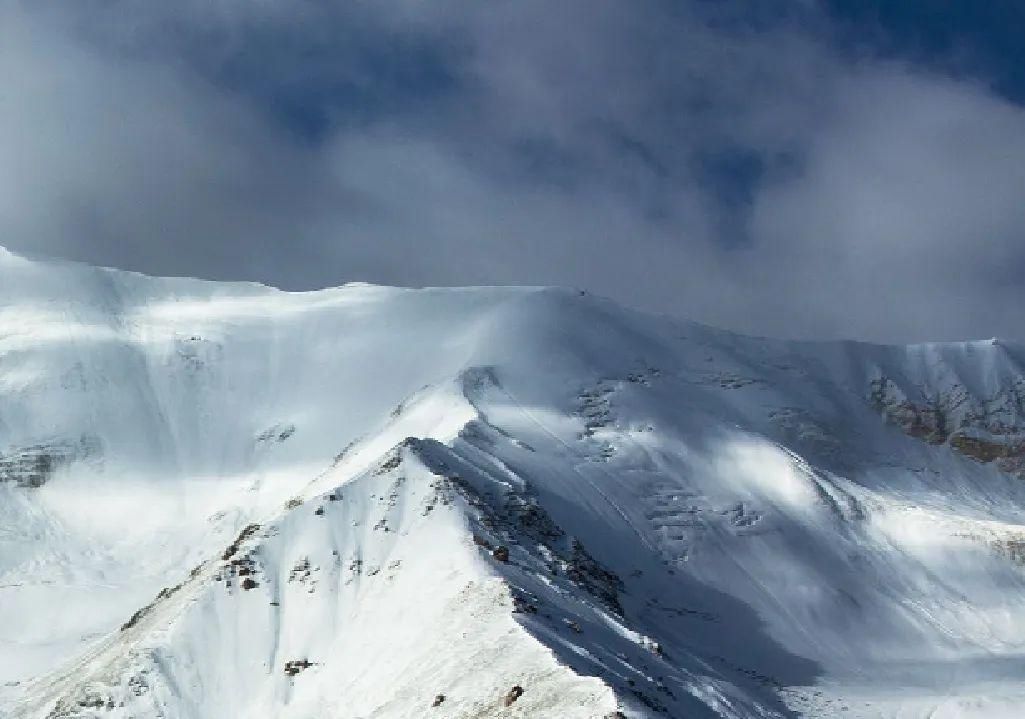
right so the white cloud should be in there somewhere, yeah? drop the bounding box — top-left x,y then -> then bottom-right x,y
1,2 -> 1024,343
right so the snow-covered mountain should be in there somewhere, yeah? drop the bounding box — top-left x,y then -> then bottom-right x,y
3,245 -> 1025,718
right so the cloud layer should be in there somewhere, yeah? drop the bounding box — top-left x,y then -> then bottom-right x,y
2,1 -> 1023,342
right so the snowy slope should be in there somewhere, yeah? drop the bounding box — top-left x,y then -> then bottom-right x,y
4,245 -> 1025,718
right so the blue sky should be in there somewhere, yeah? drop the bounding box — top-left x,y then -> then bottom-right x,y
2,1 -> 1024,342
826,1 -> 1025,100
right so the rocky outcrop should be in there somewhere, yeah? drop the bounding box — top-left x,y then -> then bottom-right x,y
283,659 -> 313,677
0,435 -> 101,488
421,457 -> 625,616
868,377 -> 951,445
869,375 -> 1025,476
949,433 -> 1025,476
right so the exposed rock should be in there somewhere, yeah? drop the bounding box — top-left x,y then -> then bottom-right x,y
214,539 -> 266,594
503,685 -> 524,706
373,450 -> 403,475
576,383 -> 615,438
949,433 -> 1025,473
256,423 -> 295,443
869,375 -> 1025,476
431,694 -> 445,707
221,524 -> 261,561
283,659 -> 313,677
288,557 -> 313,585
564,540 -> 624,615
332,439 -> 359,465
768,407 -> 840,458
0,435 -> 101,488
512,592 -> 539,614
120,581 -> 185,632
1003,541 -> 1025,564
418,444 -> 624,616
868,377 -> 949,444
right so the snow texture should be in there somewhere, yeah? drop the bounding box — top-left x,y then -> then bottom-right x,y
3,245 -> 1025,718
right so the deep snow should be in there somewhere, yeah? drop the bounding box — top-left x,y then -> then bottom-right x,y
3,246 -> 1025,717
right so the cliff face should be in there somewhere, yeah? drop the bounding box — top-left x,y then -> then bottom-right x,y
869,355 -> 1025,476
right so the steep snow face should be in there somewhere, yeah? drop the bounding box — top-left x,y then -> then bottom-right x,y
0,251 -> 519,693
17,444 -> 618,719
4,248 -> 1025,718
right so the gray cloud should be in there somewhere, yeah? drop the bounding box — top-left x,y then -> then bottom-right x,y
1,1 -> 1023,343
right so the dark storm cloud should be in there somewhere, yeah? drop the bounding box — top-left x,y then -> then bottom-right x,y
2,1 -> 1024,343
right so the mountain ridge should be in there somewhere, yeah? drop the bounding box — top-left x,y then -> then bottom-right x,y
3,250 -> 1025,717
1,242 -> 1013,348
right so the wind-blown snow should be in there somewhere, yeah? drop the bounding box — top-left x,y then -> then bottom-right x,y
3,246 -> 1025,718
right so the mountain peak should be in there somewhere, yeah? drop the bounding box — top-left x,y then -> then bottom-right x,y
4,255 -> 1025,717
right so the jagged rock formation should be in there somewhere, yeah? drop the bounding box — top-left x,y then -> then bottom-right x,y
869,369 -> 1025,476
0,436 -> 101,487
